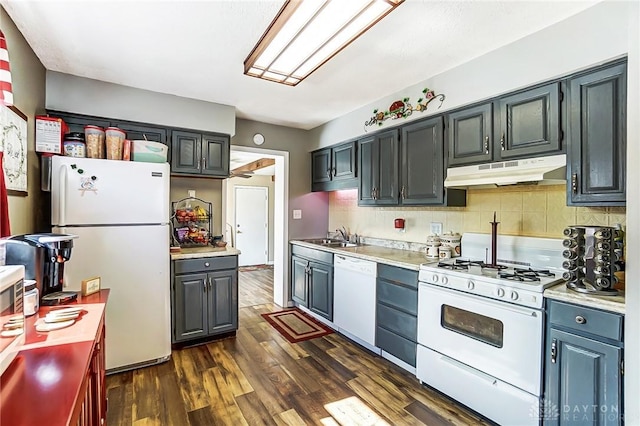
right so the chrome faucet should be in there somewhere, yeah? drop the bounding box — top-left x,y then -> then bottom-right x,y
337,226 -> 348,242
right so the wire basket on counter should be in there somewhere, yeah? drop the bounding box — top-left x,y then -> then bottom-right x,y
171,197 -> 213,247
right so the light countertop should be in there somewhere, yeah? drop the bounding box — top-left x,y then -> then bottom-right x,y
544,283 -> 625,314
290,240 -> 435,270
171,246 -> 241,260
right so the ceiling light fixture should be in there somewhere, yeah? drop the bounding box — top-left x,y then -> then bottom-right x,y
244,0 -> 404,86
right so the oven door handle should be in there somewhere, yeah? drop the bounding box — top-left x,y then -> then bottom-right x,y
496,303 -> 540,318
438,353 -> 499,385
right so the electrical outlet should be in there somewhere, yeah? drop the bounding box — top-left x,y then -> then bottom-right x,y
430,222 -> 443,235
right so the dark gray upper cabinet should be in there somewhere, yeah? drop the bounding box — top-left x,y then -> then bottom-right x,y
171,131 -> 201,174
447,102 -> 493,166
496,82 -> 562,159
110,122 -> 168,144
202,133 -> 230,176
448,83 -> 562,167
311,148 -> 332,185
311,141 -> 357,191
358,130 -> 399,206
171,130 -> 230,177
567,62 -> 626,206
400,117 -> 466,206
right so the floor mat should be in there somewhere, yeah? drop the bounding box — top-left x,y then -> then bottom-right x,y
261,308 -> 334,343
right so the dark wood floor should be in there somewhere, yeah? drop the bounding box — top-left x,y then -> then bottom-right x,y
105,268 -> 488,425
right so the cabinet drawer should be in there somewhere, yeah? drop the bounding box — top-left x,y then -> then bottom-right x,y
291,245 -> 333,265
174,256 -> 238,274
548,300 -> 623,341
376,326 -> 416,367
377,264 -> 418,289
377,303 -> 417,341
377,279 -> 417,315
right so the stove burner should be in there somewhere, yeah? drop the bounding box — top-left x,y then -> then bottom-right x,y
498,272 -> 540,282
514,268 -> 555,278
437,262 -> 468,270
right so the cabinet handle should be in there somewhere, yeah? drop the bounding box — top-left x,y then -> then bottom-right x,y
202,157 -> 206,170
326,169 -> 331,178
204,262 -> 210,267
400,185 -> 406,200
500,133 -> 505,151
332,167 -> 337,177
575,315 -> 586,325
208,276 -> 212,290
203,280 -> 207,291
484,136 -> 489,154
571,173 -> 578,194
551,338 -> 557,363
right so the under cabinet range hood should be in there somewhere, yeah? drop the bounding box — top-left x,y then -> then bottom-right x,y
444,154 -> 567,188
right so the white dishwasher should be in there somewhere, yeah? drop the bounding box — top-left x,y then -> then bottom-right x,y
333,254 -> 379,353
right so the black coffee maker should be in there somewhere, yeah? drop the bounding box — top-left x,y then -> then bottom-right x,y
5,233 -> 77,299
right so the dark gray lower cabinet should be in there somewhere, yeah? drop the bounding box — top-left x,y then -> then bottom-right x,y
290,245 -> 333,320
544,300 -> 623,425
172,256 -> 238,343
376,264 -> 418,367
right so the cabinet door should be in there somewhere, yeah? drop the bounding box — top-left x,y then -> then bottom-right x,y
202,133 -> 230,177
496,82 -> 561,160
308,261 -> 333,320
400,117 -> 444,205
173,273 -> 208,341
171,131 -> 202,174
291,256 -> 308,306
111,122 -> 168,144
332,141 -> 356,181
312,148 -> 332,184
358,136 -> 377,205
545,328 -> 622,425
447,103 -> 493,166
207,270 -> 238,334
376,130 -> 399,205
568,63 -> 626,206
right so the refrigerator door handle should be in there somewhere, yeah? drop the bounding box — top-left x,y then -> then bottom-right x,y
58,164 -> 68,226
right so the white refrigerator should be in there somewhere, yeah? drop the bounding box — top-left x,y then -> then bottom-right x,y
51,156 -> 171,372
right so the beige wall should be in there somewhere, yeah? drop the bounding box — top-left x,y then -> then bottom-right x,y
1,7 -> 47,234
225,175 -> 275,262
329,185 -> 626,243
231,119 -> 327,239
169,177 -> 223,236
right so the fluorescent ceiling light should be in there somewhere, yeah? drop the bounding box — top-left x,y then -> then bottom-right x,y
244,0 -> 404,86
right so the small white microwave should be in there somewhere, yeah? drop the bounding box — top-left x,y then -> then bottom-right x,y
0,265 -> 25,376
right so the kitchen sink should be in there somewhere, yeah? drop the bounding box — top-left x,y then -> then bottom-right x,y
302,239 -> 359,248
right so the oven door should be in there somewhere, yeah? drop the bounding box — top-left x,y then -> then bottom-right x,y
417,283 -> 543,395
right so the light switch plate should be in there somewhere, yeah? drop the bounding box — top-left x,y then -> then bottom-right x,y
430,222 -> 443,235
292,209 -> 302,219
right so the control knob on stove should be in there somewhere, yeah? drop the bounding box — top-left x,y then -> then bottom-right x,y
496,287 -> 505,298
467,280 -> 475,290
510,291 -> 519,301
432,274 -> 438,283
441,276 -> 448,285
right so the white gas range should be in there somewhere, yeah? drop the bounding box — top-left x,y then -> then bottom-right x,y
416,233 -> 564,426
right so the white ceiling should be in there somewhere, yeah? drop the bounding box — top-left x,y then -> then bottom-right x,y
2,0 -> 600,132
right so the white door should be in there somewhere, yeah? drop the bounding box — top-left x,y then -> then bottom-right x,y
235,186 -> 268,266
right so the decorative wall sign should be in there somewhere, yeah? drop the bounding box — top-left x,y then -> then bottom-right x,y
364,88 -> 446,131
0,104 -> 27,194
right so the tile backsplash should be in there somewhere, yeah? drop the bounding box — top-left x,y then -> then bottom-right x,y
328,185 -> 626,243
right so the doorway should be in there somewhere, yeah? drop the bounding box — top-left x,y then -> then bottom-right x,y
235,186 -> 268,266
222,146 -> 289,308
